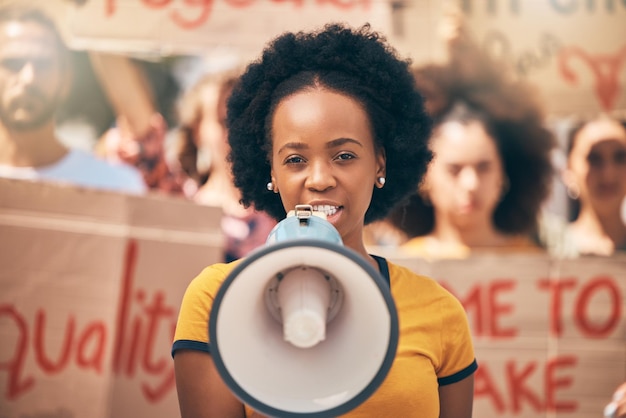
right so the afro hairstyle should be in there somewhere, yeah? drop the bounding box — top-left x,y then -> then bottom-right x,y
227,23 -> 432,223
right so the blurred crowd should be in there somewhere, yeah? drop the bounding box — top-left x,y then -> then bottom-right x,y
1,4 -> 624,416
0,3 -> 625,264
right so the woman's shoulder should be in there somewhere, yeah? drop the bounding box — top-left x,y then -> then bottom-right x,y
385,259 -> 443,290
186,260 -> 244,292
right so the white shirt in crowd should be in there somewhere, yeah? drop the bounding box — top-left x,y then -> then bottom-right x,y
0,148 -> 146,194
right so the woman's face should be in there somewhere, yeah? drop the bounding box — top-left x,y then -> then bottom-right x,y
269,88 -> 385,249
424,120 -> 505,228
567,117 -> 626,211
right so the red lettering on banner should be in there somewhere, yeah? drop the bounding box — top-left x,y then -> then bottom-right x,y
317,0 -> 371,10
576,276 -> 622,337
76,322 -> 107,372
171,0 -> 215,29
538,276 -> 621,338
507,360 -> 543,412
475,356 -> 578,413
440,279 -> 517,338
143,0 -> 172,7
34,311 -> 74,373
142,293 -> 175,374
0,239 -> 179,404
545,355 -> 577,412
0,306 -> 34,399
113,239 -> 137,372
537,277 -> 576,336
558,45 -> 626,111
105,0 -> 116,16
112,239 -> 178,401
489,280 -> 516,338
104,0 -> 370,28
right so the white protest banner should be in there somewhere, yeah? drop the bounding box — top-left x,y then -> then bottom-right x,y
384,252 -> 626,418
0,178 -> 223,418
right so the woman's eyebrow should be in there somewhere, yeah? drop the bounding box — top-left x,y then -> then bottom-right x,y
277,142 -> 307,155
277,137 -> 363,155
326,137 -> 363,149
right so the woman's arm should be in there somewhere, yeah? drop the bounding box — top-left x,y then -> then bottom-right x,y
174,349 -> 245,418
439,375 -> 475,418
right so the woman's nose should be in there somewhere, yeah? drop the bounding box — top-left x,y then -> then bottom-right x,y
305,161 -> 336,192
459,167 -> 479,190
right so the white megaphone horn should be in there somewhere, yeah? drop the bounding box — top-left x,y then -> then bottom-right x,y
209,204 -> 399,417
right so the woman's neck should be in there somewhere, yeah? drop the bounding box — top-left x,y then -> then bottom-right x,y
572,206 -> 626,251
431,217 -> 510,249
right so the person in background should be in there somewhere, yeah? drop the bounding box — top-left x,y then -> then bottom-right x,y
605,382 -> 626,418
0,4 -> 145,194
175,69 -> 276,262
387,7 -> 555,259
172,23 -> 476,418
562,115 -> 626,255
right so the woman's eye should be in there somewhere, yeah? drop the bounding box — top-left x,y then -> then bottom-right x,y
285,155 -> 305,164
587,153 -> 603,167
447,165 -> 461,176
614,150 -> 626,165
475,162 -> 493,175
335,152 -> 356,161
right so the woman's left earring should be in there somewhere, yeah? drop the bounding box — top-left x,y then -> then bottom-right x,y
377,177 -> 386,188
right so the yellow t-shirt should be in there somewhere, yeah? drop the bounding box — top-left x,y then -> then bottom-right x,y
173,256 -> 477,418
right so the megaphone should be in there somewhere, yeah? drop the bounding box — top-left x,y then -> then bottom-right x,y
209,205 -> 399,417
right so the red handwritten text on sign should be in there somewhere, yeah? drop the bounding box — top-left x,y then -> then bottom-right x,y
475,355 -> 578,414
0,240 -> 177,403
558,44 -> 626,112
440,276 -> 622,339
104,0 -> 372,29
438,274 -> 623,414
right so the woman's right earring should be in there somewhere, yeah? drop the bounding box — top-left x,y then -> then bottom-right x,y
266,182 -> 274,192
566,183 -> 580,200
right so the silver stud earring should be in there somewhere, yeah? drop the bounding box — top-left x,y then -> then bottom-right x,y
377,177 -> 386,188
266,181 -> 274,191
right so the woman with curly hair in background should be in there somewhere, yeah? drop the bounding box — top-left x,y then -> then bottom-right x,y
387,9 -> 556,259
172,23 -> 477,418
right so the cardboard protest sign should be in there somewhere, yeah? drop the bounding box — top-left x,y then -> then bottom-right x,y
1,177 -> 624,418
446,1 -> 626,116
59,0 -> 626,116
386,252 -> 626,418
61,0 -> 392,60
0,178 -> 223,418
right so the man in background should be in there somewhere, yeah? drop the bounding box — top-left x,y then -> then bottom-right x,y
0,4 -> 146,194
